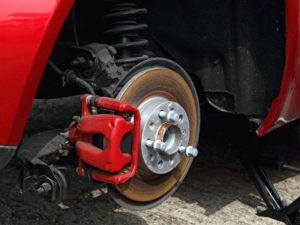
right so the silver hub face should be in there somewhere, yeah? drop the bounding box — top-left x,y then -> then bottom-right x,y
138,96 -> 190,175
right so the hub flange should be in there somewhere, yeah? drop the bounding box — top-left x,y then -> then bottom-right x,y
138,96 -> 190,174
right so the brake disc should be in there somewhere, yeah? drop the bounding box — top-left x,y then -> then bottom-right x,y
108,58 -> 200,209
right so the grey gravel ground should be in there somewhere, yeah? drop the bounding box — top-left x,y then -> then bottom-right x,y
1,97 -> 300,225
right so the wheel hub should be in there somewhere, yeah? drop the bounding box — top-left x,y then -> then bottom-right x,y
138,96 -> 190,174
109,59 -> 200,207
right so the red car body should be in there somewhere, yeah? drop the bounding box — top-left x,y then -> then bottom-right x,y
257,0 -> 300,135
0,0 -> 74,147
0,0 -> 298,148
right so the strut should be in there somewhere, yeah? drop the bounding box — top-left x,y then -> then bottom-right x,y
102,0 -> 149,67
242,149 -> 300,224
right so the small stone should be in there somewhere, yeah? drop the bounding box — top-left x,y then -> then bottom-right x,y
57,202 -> 69,210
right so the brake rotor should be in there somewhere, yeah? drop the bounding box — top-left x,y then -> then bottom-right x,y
108,58 -> 200,209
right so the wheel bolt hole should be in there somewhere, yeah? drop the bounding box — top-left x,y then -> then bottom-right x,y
158,160 -> 163,169
168,103 -> 174,111
179,114 -> 183,122
149,122 -> 155,130
150,154 -> 155,162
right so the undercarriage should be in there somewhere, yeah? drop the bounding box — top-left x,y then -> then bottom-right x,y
19,53 -> 201,208
16,0 -> 202,209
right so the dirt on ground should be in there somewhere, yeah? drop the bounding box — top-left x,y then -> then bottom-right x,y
1,97 -> 300,225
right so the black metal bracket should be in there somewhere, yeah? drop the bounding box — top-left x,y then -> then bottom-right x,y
18,158 -> 68,201
243,155 -> 300,225
17,131 -> 69,201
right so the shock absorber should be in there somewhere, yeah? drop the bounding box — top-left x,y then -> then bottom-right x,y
103,1 -> 149,68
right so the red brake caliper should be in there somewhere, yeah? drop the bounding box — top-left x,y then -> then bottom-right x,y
69,94 -> 140,184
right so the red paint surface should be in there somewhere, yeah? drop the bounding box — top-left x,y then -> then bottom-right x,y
257,0 -> 300,135
0,0 -> 74,145
70,95 -> 140,184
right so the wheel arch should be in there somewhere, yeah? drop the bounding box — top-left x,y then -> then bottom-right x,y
0,0 -> 74,148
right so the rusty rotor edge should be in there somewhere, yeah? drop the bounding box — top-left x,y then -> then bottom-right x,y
108,58 -> 200,209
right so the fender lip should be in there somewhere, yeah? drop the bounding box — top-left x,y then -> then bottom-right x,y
0,0 -> 75,146
0,145 -> 17,170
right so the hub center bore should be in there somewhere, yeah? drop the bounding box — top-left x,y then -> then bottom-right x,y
157,123 -> 182,155
138,96 -> 190,175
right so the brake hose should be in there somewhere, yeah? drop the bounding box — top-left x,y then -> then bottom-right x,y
47,59 -> 95,95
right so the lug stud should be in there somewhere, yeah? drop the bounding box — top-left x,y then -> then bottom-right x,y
153,140 -> 162,150
146,139 -> 167,152
179,146 -> 198,157
186,146 -> 194,157
192,148 -> 198,157
160,142 -> 167,151
145,139 -> 154,147
179,146 -> 186,153
167,111 -> 179,123
159,110 -> 167,119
